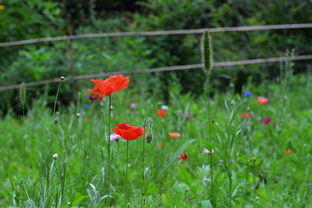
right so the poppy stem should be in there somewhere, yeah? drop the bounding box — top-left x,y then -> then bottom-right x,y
125,140 -> 129,208
142,128 -> 146,207
142,117 -> 152,208
107,94 -> 112,207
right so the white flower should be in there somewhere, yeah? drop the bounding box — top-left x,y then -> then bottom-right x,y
161,105 -> 169,110
52,153 -> 58,159
203,149 -> 214,155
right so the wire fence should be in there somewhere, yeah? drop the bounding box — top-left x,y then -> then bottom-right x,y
0,23 -> 312,92
0,54 -> 311,92
0,23 -> 312,47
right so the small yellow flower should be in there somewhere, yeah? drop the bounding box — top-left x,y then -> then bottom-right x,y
0,5 -> 5,10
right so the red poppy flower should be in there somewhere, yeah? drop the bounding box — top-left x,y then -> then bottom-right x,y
157,109 -> 166,118
284,150 -> 292,155
241,113 -> 251,119
257,97 -> 268,104
180,153 -> 188,161
88,74 -> 130,100
113,123 -> 144,141
169,132 -> 181,138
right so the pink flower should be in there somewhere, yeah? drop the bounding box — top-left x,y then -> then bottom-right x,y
110,133 -> 120,141
130,103 -> 137,109
203,149 -> 214,154
261,118 -> 272,124
257,97 -> 269,104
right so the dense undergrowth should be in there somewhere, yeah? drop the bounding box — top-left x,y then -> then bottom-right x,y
0,71 -> 312,207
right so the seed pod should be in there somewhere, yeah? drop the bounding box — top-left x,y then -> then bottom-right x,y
143,117 -> 153,143
201,30 -> 213,73
19,82 -> 26,106
146,132 -> 153,143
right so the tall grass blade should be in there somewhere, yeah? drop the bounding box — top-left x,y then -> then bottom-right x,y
156,139 -> 197,180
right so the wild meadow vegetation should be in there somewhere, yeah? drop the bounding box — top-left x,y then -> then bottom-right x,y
1,1 -> 312,207
1,60 -> 312,207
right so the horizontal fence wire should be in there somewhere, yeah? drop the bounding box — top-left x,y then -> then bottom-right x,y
1,54 -> 311,92
1,23 -> 312,47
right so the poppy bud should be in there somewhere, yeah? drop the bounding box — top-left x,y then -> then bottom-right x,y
143,117 -> 153,143
146,132 -> 153,143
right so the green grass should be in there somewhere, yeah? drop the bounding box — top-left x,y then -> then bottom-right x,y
0,73 -> 312,208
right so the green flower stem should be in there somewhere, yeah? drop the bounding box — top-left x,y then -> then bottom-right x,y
210,153 -> 214,205
53,81 -> 63,116
107,94 -> 112,207
142,117 -> 152,207
125,140 -> 129,208
141,127 -> 146,208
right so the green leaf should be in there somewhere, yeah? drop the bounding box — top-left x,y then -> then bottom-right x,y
201,200 -> 213,208
155,139 -> 197,180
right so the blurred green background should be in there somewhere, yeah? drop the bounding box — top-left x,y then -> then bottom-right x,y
0,0 -> 311,114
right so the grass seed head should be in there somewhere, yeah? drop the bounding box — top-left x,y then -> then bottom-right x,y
201,30 -> 213,73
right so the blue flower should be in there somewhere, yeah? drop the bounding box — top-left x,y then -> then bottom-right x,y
244,91 -> 252,97
83,104 -> 90,109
